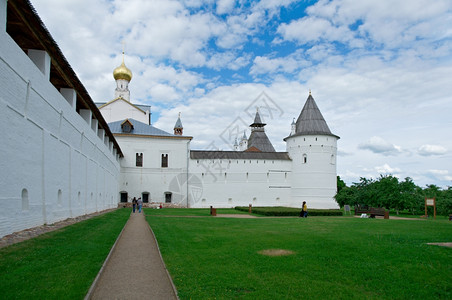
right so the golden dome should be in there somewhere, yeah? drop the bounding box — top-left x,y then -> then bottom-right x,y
113,61 -> 132,82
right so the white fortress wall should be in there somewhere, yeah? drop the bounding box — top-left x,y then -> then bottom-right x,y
0,6 -> 120,237
189,157 -> 292,208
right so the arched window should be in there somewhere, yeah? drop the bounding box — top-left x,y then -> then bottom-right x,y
58,189 -> 62,206
331,154 -> 335,165
303,154 -> 307,164
22,188 -> 29,210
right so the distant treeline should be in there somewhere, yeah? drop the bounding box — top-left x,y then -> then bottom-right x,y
335,175 -> 452,216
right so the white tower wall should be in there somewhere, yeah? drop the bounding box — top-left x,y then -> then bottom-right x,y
287,135 -> 338,209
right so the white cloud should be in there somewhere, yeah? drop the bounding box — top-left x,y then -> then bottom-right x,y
250,56 -> 306,75
429,169 -> 449,176
278,0 -> 452,51
418,145 -> 447,156
216,0 -> 235,15
148,84 -> 179,103
358,136 -> 402,156
276,17 -> 354,44
375,163 -> 401,174
426,170 -> 452,184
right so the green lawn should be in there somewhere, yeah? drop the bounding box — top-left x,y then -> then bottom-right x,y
144,207 -> 248,216
1,208 -> 450,299
0,209 -> 130,300
145,210 -> 452,299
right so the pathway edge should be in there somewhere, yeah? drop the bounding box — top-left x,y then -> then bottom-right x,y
84,212 -> 131,300
145,213 -> 180,300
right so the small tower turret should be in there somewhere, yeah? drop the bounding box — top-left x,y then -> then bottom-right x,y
233,138 -> 239,151
290,118 -> 296,135
239,130 -> 248,151
174,112 -> 183,135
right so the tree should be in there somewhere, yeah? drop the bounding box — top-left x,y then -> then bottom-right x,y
374,175 -> 400,210
335,175 -> 450,216
335,185 -> 359,207
398,177 -> 420,214
337,176 -> 346,195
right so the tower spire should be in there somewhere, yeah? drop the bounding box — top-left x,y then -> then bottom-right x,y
121,41 -> 125,63
174,112 -> 183,135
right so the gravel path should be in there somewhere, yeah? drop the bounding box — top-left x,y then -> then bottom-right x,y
86,212 -> 178,300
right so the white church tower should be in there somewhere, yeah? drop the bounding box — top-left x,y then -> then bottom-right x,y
284,92 -> 340,208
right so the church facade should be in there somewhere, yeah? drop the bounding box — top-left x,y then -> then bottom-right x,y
99,56 -> 340,209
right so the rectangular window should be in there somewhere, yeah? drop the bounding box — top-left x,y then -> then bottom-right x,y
136,153 -> 143,167
142,193 -> 149,203
165,192 -> 172,203
161,154 -> 168,168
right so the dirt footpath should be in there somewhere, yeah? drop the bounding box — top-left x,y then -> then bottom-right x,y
86,212 -> 178,300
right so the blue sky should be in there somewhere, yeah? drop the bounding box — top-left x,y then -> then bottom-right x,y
32,0 -> 452,188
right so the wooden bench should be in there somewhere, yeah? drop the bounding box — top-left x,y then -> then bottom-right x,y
355,205 -> 389,219
354,205 -> 369,215
369,207 -> 389,219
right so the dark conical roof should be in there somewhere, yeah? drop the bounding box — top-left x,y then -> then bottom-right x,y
250,110 -> 266,127
247,110 -> 275,152
288,94 -> 339,139
247,129 -> 276,152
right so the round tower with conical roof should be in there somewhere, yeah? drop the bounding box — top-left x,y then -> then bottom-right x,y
113,52 -> 132,101
284,92 -> 339,209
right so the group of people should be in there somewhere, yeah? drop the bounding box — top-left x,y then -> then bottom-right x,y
132,197 -> 143,213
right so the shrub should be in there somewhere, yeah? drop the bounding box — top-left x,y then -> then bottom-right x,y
235,206 -> 343,216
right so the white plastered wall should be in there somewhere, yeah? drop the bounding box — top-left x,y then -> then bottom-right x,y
0,14 -> 120,237
286,134 -> 339,209
117,135 -> 190,204
99,99 -> 148,124
189,158 -> 292,208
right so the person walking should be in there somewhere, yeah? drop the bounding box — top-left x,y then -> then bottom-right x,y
132,197 -> 137,213
137,197 -> 143,213
300,201 -> 308,218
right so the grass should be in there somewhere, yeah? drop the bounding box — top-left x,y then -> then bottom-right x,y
145,209 -> 452,299
237,206 -> 343,216
145,207 -> 248,216
1,208 -> 451,299
0,208 -> 130,300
